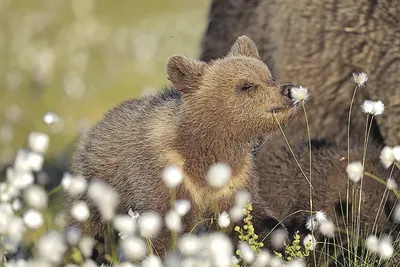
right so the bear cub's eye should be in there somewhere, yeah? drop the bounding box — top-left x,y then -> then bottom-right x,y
238,82 -> 256,92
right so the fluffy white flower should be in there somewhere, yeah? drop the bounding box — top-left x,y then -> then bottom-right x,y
165,209 -> 182,232
87,180 -> 119,220
235,190 -> 250,207
65,226 -> 81,246
38,231 -> 67,264
365,235 -> 379,253
353,72 -> 368,87
206,163 -> 231,189
346,161 -> 364,183
82,259 -> 97,267
208,232 -> 233,265
6,216 -> 26,243
178,234 -> 200,256
23,209 -> 44,229
380,146 -> 395,169
43,111 -> 60,125
361,100 -> 384,116
291,86 -> 309,105
0,203 -> 14,234
303,234 -> 316,251
238,242 -> 255,263
70,201 -> 90,222
287,259 -> 306,267
314,211 -> 327,223
229,205 -> 245,222
378,236 -> 394,259
12,198 -> 23,211
6,168 -> 34,190
319,220 -> 335,238
28,132 -> 49,154
142,255 -> 162,267
270,229 -> 287,250
162,164 -> 183,188
218,211 -> 230,228
119,236 -> 147,261
139,211 -> 162,239
79,236 -> 95,258
14,149 -> 44,172
393,146 -> 400,162
61,173 -> 87,196
386,178 -> 397,191
23,185 -> 48,210
114,215 -> 136,239
174,200 -> 191,216
253,250 -> 271,267
306,216 -> 318,231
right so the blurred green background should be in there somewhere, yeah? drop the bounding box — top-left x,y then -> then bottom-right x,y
0,0 -> 210,171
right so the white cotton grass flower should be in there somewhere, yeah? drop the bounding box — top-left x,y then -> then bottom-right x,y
393,146 -> 400,162
206,163 -> 232,189
70,201 -> 90,222
346,161 -> 364,183
87,180 -> 119,221
6,216 -> 26,243
128,208 -> 140,220
23,185 -> 48,210
142,255 -> 163,267
235,190 -> 250,207
61,173 -> 87,196
162,164 -> 183,189
28,132 -> 49,154
366,235 -> 379,253
178,234 -> 200,256
23,209 -> 44,229
291,86 -> 309,105
238,242 -> 255,263
12,198 -> 23,211
287,259 -> 307,267
82,259 -> 98,267
208,232 -> 233,267
380,146 -> 395,169
43,111 -> 60,125
139,211 -> 162,239
174,199 -> 191,216
65,226 -> 81,246
270,229 -> 287,250
0,203 -> 14,234
218,211 -> 230,228
114,214 -> 136,239
79,236 -> 95,258
386,178 -> 397,191
165,209 -> 182,232
13,149 -> 44,172
303,234 -> 316,251
319,220 -> 335,238
306,216 -> 318,231
119,236 -> 147,261
6,168 -> 34,190
37,231 -> 67,264
229,205 -> 245,222
353,72 -> 368,87
361,100 -> 385,116
378,236 -> 394,260
253,250 -> 271,267
314,210 -> 327,223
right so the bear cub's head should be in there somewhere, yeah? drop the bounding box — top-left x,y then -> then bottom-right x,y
167,35 -> 299,139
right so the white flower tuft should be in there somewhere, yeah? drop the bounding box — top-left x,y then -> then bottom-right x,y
393,146 -> 400,162
306,216 -> 318,231
87,180 -> 119,221
361,100 -> 385,116
28,132 -> 49,154
346,161 -> 364,183
139,211 -> 162,239
218,211 -> 230,228
165,209 -> 182,232
380,146 -> 395,169
79,236 -> 95,258
61,173 -> 87,196
142,255 -> 162,267
366,235 -> 379,253
43,111 -> 60,125
23,185 -> 48,210
291,86 -> 309,105
253,250 -> 271,267
303,234 -> 316,251
270,229 -> 287,250
38,231 -> 67,264
378,236 -> 394,260
314,210 -> 327,224
386,178 -> 397,191
162,164 -> 183,189
229,205 -> 245,223
206,163 -> 232,189
70,201 -> 90,222
238,242 -> 255,263
174,199 -> 191,216
23,209 -> 44,229
178,234 -> 200,257
319,220 -> 335,238
114,214 -> 136,239
14,149 -> 44,172
235,190 -> 251,207
207,232 -> 233,266
119,236 -> 147,261
65,226 -> 81,246
353,72 -> 368,87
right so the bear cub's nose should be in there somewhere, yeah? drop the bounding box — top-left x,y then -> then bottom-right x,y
280,84 -> 295,99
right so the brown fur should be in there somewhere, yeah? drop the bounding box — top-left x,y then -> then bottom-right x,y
200,0 -> 400,147
256,139 -> 400,263
68,36 -> 299,259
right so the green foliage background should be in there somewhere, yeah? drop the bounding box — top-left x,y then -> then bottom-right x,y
0,0 -> 210,168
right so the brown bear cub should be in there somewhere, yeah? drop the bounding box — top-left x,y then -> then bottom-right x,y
257,139 -> 400,259
69,36 -> 299,258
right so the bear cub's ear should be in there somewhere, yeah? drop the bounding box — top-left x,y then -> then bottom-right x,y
167,55 -> 207,94
228,35 -> 261,59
